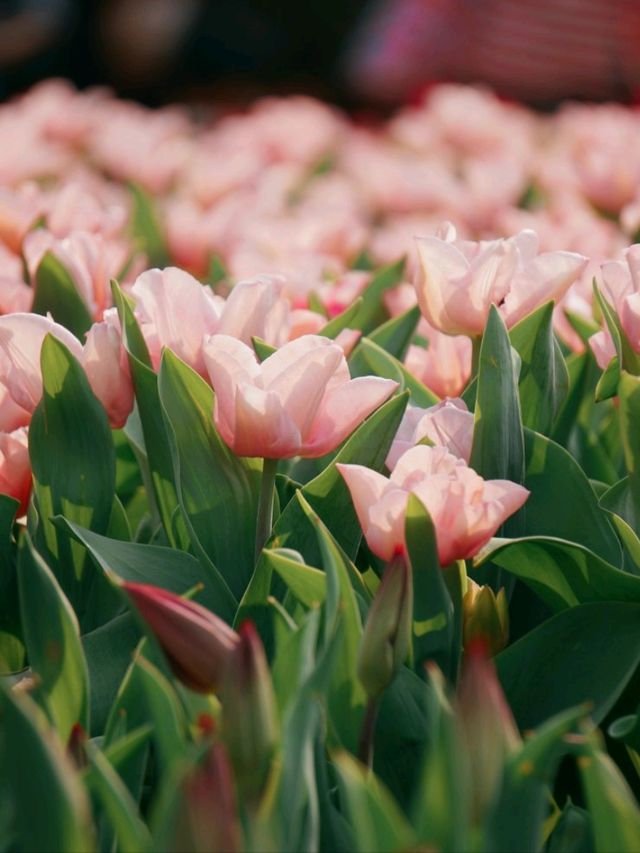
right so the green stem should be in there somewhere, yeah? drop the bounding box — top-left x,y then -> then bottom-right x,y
471,335 -> 483,377
255,457 -> 278,563
357,697 -> 379,769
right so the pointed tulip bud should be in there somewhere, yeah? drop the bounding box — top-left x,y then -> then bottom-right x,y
122,582 -> 239,693
462,579 -> 509,656
221,622 -> 278,805
357,552 -> 413,700
456,640 -> 520,823
172,743 -> 242,853
67,722 -> 88,770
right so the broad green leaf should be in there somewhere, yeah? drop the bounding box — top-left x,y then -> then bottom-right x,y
266,548 -> 327,608
475,536 -> 640,612
0,685 -> 94,852
58,518 -> 230,616
411,667 -> 468,852
299,493 -> 366,750
496,602 -> 640,729
484,705 -> 588,853
84,741 -> 152,853
18,533 -> 89,742
404,494 -> 455,677
129,182 -> 168,267
578,732 -> 640,853
113,282 -> 183,547
522,428 -> 621,566
132,655 -> 188,772
82,612 -> 140,736
351,258 -> 405,333
350,338 -> 438,406
367,304 -> 421,361
547,801 -> 593,853
509,302 -> 569,433
332,751 -> 415,853
158,349 -> 260,603
618,371 -> 640,478
471,305 -> 524,485
31,251 -> 93,337
0,495 -> 22,673
29,335 -> 118,628
595,355 -> 621,401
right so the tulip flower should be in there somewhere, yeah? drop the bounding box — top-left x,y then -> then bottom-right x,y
122,581 -> 239,693
338,445 -> 529,566
590,245 -> 640,369
80,309 -> 134,429
386,397 -> 474,470
0,427 -> 31,515
414,223 -> 587,337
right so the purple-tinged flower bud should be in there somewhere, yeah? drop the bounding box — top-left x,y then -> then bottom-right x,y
122,581 -> 239,693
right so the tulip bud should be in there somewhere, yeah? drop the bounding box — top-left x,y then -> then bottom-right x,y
122,582 -> 239,693
171,743 -> 242,853
456,640 -> 520,823
462,579 -> 509,656
357,552 -> 413,700
221,622 -> 278,804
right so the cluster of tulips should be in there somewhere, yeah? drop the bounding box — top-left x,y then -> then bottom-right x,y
1,79 -> 640,853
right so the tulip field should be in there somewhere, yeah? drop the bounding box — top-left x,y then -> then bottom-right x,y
2,79 -> 640,852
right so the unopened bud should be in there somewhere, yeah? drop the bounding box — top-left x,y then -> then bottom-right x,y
222,622 -> 278,804
122,582 -> 239,693
357,552 -> 413,699
456,640 -> 520,823
173,742 -> 242,853
463,580 -> 509,656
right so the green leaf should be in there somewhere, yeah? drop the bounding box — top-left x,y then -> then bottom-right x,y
618,371 -> 640,478
0,495 -> 22,674
352,258 -> 405,333
547,800 -> 593,853
158,348 -> 260,604
509,301 -> 569,433
593,282 -> 640,375
332,751 -> 415,853
82,612 -> 140,736
29,335 -> 117,629
350,338 -> 438,406
404,494 -> 454,676
484,705 -> 588,852
475,536 -> 640,612
496,602 -> 640,729
84,741 -> 152,853
367,305 -> 422,361
0,685 -> 94,852
112,282 -> 184,547
266,548 -> 327,607
58,518 -> 229,615
131,655 -> 188,772
595,355 -> 621,402
252,336 -> 277,361
18,533 -> 89,742
129,182 -> 168,267
31,251 -> 93,338
578,732 -> 640,853
522,429 -> 621,565
471,305 -> 524,484
320,298 -> 364,339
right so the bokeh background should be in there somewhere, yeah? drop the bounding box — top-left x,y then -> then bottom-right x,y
3,0 -> 640,110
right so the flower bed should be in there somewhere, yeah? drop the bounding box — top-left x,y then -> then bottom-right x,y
1,79 -> 639,852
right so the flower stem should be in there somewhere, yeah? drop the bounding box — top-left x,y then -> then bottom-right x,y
255,457 -> 278,563
357,697 -> 379,769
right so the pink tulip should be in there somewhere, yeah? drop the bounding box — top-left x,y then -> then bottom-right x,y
0,314 -> 83,413
203,334 -> 397,458
132,268 -> 289,375
0,183 -> 44,253
81,309 -> 134,428
122,581 -> 240,693
386,398 -> 474,470
24,229 -> 129,319
590,245 -> 640,368
338,445 -> 529,566
0,427 -> 31,514
414,223 -> 587,337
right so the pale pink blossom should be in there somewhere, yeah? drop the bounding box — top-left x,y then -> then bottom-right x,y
386,398 -> 474,470
0,427 -> 31,514
404,336 -> 472,399
203,334 -> 397,458
81,309 -> 134,428
414,223 -> 588,337
0,183 -> 45,253
131,269 -> 289,374
338,445 -> 529,566
589,244 -> 640,367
